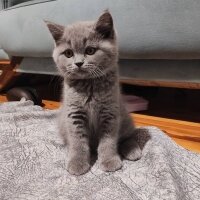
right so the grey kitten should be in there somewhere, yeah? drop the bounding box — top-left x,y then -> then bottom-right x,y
45,11 -> 142,175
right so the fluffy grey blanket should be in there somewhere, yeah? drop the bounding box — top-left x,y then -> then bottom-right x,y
0,100 -> 200,200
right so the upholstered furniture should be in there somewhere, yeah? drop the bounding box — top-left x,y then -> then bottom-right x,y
0,0 -> 200,89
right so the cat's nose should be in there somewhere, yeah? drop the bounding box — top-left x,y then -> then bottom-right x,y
75,62 -> 84,68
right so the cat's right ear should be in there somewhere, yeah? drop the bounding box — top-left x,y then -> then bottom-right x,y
95,11 -> 114,39
44,20 -> 64,42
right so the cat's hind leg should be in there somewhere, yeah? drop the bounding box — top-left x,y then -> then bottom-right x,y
119,134 -> 142,161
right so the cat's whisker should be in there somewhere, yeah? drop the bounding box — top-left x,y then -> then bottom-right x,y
94,68 -> 104,78
87,68 -> 95,78
88,68 -> 99,79
93,72 -> 100,79
64,71 -> 72,79
92,72 -> 97,79
91,69 -> 101,79
94,68 -> 103,75
96,67 -> 105,77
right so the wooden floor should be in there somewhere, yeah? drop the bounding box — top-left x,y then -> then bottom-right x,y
133,114 -> 200,153
1,95 -> 199,153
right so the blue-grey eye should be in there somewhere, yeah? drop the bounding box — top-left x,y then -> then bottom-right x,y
63,49 -> 73,58
85,47 -> 96,55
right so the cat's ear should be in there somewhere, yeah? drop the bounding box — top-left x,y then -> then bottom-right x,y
95,10 -> 114,39
44,20 -> 64,42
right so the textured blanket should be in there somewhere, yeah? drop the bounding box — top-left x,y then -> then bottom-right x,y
0,100 -> 199,200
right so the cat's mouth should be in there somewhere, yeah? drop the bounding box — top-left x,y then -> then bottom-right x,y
65,68 -> 91,79
63,65 -> 106,79
73,68 -> 86,72
74,66 -> 100,76
73,68 -> 90,76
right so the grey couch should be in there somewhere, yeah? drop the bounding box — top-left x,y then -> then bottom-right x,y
0,0 -> 200,88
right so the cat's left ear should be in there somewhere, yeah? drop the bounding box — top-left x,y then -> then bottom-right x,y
95,11 -> 114,39
44,20 -> 64,42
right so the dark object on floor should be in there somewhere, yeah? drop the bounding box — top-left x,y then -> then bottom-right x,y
122,94 -> 149,112
6,87 -> 42,105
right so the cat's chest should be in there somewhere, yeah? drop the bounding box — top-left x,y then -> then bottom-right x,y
65,84 -> 112,128
86,96 -> 99,119
85,95 -> 102,132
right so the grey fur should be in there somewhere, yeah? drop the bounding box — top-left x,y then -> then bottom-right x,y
46,11 -> 142,175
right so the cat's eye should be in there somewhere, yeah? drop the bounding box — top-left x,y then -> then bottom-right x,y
85,47 -> 96,55
63,49 -> 74,58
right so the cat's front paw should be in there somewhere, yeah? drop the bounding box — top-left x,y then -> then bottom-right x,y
100,155 -> 122,172
67,158 -> 90,175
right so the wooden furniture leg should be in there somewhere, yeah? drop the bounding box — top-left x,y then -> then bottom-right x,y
0,57 -> 23,91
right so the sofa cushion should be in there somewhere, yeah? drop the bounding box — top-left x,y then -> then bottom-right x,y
1,0 -> 200,59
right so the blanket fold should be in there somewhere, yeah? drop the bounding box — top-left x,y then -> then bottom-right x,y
0,100 -> 199,200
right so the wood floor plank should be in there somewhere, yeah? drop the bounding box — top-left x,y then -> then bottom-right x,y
172,138 -> 200,153
0,95 -> 7,102
120,78 -> 200,89
133,114 -> 200,140
42,100 -> 60,110
133,114 -> 200,153
0,60 -> 10,65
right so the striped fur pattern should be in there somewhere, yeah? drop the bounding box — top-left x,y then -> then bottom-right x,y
46,11 -> 142,175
